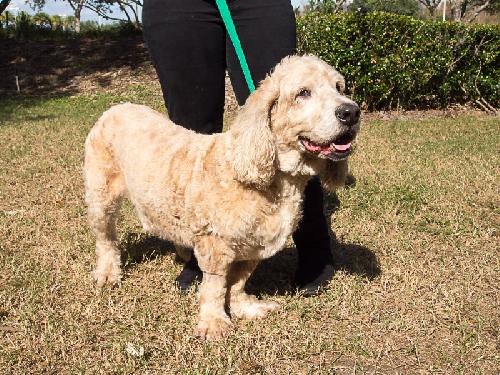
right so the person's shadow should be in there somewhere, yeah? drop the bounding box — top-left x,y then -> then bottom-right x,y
120,174 -> 380,295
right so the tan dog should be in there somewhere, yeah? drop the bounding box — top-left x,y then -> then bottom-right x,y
84,55 -> 361,339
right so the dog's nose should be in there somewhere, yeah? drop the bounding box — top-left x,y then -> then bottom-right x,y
335,103 -> 360,127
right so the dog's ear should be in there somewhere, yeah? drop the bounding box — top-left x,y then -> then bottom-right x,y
229,75 -> 279,189
319,159 -> 348,192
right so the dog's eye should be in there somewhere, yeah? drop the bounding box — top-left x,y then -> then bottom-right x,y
336,82 -> 344,94
296,88 -> 311,99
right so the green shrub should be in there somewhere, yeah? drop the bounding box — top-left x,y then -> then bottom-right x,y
297,12 -> 499,109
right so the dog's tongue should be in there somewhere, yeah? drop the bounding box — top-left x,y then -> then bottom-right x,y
333,142 -> 351,152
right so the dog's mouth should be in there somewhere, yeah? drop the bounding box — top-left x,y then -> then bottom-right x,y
299,132 -> 356,161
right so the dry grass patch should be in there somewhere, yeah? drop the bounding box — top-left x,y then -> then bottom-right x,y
0,90 -> 498,373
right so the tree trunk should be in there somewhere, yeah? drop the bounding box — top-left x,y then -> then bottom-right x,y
74,15 -> 81,32
451,0 -> 464,21
460,0 -> 469,17
74,0 -> 85,33
467,0 -> 491,23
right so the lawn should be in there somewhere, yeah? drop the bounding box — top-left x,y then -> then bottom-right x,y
0,87 -> 498,373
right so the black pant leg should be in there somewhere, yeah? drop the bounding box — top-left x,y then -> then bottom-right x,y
142,0 -> 226,134
226,0 -> 296,105
292,178 -> 333,265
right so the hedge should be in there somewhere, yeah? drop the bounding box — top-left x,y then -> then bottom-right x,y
297,12 -> 500,110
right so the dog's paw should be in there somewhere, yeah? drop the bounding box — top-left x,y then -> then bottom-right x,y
93,267 -> 122,288
231,297 -> 280,320
196,316 -> 232,340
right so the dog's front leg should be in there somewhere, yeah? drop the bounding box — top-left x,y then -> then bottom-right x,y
226,261 -> 279,320
194,236 -> 234,340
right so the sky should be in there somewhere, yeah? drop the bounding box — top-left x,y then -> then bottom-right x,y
6,0 -> 308,22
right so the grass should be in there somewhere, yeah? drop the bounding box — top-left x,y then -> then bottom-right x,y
0,86 -> 499,373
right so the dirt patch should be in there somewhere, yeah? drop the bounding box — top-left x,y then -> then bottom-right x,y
0,36 -> 240,112
0,36 -> 151,95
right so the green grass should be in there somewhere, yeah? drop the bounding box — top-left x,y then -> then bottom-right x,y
0,90 -> 499,373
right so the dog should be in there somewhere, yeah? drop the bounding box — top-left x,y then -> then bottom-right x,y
84,55 -> 361,339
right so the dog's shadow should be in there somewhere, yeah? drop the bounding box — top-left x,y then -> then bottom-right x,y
119,233 -> 176,269
120,233 -> 380,296
119,182 -> 380,295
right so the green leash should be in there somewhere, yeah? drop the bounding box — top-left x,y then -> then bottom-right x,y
215,0 -> 256,93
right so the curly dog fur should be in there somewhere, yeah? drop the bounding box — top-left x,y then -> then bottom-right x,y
84,55 -> 361,339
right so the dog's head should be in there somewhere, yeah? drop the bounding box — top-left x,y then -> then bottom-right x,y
229,55 -> 360,190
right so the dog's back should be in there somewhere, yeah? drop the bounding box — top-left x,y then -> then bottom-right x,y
85,103 -> 287,250
85,103 -> 227,247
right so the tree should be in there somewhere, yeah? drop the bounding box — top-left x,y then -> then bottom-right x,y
349,0 -> 420,16
66,0 -> 86,31
450,0 -> 498,22
418,0 -> 442,16
0,0 -> 12,15
303,0 -> 347,14
28,0 -> 142,31
33,11 -> 53,28
85,0 -> 141,27
50,14 -> 64,30
466,0 -> 499,22
29,0 -> 88,32
450,0 -> 464,20
0,10 -> 10,27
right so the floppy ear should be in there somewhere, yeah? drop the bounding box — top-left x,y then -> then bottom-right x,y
319,159 -> 348,192
229,75 -> 279,189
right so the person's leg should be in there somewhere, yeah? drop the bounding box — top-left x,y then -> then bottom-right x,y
142,0 -> 227,290
227,0 -> 334,296
142,0 -> 226,134
292,178 -> 334,296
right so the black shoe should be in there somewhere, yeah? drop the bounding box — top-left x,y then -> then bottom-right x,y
174,256 -> 202,293
294,262 -> 335,297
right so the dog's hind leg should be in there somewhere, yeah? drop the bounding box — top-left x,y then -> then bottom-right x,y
226,261 -> 280,320
84,130 -> 125,287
